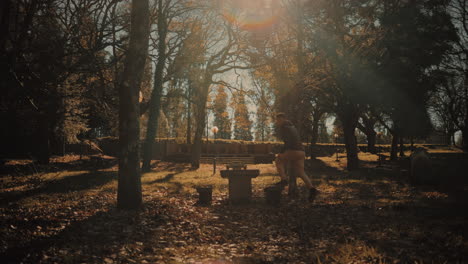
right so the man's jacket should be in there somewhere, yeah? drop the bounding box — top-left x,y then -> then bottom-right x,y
277,120 -> 304,153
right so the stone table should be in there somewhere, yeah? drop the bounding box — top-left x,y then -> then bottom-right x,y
220,166 -> 260,204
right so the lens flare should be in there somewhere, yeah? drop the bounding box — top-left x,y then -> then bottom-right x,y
220,4 -> 279,32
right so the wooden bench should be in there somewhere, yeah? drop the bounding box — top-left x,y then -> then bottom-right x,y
225,162 -> 247,170
220,164 -> 260,204
200,155 -> 255,165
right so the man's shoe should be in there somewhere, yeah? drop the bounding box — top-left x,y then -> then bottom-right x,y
309,187 -> 318,202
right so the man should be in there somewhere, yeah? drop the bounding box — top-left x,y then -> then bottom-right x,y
274,113 -> 318,201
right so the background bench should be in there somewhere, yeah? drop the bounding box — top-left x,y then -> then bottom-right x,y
199,155 -> 256,165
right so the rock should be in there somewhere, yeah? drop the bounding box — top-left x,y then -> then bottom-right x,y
410,148 -> 435,185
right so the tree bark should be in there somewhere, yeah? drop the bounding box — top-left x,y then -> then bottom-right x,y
142,0 -> 168,172
117,0 -> 149,210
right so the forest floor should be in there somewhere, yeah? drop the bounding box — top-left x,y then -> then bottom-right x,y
1,150 -> 467,263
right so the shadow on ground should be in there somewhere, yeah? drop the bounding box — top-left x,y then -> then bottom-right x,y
0,156 -> 118,177
0,170 -> 116,205
1,205 -> 165,264
150,160 -> 194,173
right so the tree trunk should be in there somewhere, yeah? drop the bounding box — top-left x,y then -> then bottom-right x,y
366,130 -> 377,153
358,124 -> 377,154
191,83 -> 210,168
141,79 -> 163,172
343,123 -> 359,170
191,108 -> 206,169
37,113 -> 50,165
390,134 -> 398,161
310,111 -> 322,145
399,137 -> 405,157
117,0 -> 149,210
357,116 -> 377,153
462,127 -> 468,151
0,0 -> 10,50
186,82 -> 192,144
338,105 -> 360,170
142,0 -> 167,172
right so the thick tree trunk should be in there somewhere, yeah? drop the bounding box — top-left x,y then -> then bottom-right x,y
0,0 -> 10,50
191,83 -> 210,168
390,134 -> 398,161
462,127 -> 468,151
399,137 -> 405,157
142,0 -> 167,172
37,113 -> 50,165
310,111 -> 322,145
343,123 -> 359,170
357,115 -> 377,153
117,0 -> 149,210
141,80 -> 163,172
338,106 -> 360,170
191,106 -> 207,169
358,124 -> 377,154
367,130 -> 377,153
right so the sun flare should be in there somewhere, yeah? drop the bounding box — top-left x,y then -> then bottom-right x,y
220,0 -> 280,31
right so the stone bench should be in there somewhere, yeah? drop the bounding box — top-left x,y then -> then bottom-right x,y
220,164 -> 260,204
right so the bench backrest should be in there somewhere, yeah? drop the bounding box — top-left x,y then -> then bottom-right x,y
200,156 -> 255,164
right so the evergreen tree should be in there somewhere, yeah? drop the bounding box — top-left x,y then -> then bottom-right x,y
212,86 -> 232,139
231,90 -> 253,141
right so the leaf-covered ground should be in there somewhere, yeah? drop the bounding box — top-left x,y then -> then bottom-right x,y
1,153 -> 467,263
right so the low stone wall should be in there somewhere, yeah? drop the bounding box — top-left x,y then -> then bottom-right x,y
95,137 -> 450,160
